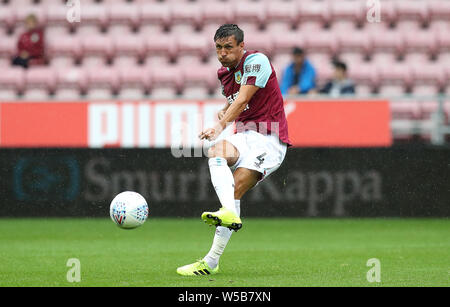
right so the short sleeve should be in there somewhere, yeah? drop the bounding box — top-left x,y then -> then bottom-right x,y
241,53 -> 272,88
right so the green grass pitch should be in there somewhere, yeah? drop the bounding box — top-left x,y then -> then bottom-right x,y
0,218 -> 448,287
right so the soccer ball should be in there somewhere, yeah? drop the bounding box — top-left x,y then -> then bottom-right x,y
110,191 -> 149,229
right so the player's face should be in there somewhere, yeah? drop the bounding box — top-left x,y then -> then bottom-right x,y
215,36 -> 244,68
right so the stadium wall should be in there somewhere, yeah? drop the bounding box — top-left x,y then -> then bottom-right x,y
0,147 -> 448,218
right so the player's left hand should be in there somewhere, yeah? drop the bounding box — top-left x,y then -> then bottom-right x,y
199,123 -> 224,141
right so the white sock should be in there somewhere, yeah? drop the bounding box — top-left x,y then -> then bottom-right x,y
204,200 -> 241,269
208,157 -> 237,215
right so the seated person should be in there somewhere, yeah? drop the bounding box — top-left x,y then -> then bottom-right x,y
12,14 -> 45,69
279,47 -> 316,95
319,60 -> 355,97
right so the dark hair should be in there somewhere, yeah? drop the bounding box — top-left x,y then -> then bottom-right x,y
214,24 -> 244,44
292,47 -> 304,55
333,60 -> 347,72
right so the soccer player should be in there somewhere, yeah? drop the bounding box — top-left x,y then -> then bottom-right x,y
177,24 -> 291,276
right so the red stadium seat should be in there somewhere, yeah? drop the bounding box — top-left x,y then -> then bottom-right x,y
233,1 -> 266,29
54,67 -> 87,100
0,6 -> 16,30
175,34 -> 210,64
376,63 -> 411,94
149,65 -> 184,99
410,63 -> 445,89
395,0 -> 429,25
265,1 -> 298,32
272,31 -> 305,56
297,0 -> 330,26
72,3 -> 107,30
347,63 -> 378,90
85,66 -> 120,99
402,30 -> 437,62
0,35 -> 17,59
12,3 -> 47,26
243,32 -> 274,57
303,31 -> 338,57
81,35 -> 114,66
369,30 -> 404,59
139,2 -> 171,31
202,2 -> 234,28
45,1 -> 71,28
46,35 -> 81,59
116,66 -> 151,99
390,101 -> 421,119
170,2 -> 203,32
0,67 -> 24,99
112,34 -> 146,66
329,0 -> 364,25
107,3 -> 140,34
336,29 -> 371,57
429,0 -> 450,21
24,67 -> 57,99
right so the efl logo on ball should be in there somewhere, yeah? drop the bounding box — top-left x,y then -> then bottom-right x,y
110,191 -> 149,229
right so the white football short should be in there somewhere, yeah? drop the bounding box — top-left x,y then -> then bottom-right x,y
224,130 -> 287,182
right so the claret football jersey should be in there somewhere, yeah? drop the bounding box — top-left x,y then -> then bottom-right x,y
218,50 -> 291,146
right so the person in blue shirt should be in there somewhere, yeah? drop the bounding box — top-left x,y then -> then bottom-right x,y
279,47 -> 317,95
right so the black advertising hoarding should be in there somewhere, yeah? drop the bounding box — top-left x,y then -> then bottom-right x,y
0,148 -> 448,217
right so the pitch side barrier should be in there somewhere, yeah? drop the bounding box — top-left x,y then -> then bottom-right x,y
0,147 -> 448,218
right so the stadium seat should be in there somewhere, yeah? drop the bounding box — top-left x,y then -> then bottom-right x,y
46,35 -> 81,66
329,0 -> 364,26
0,35 -> 17,59
303,31 -> 338,58
12,3 -> 46,26
395,0 -> 429,25
369,30 -> 404,60
390,101 -> 421,119
347,63 -> 378,92
85,67 -> 120,100
54,67 -> 87,100
402,30 -> 438,62
335,29 -> 371,58
175,34 -> 210,65
72,3 -> 107,34
376,63 -> 411,95
139,2 -> 171,31
170,2 -> 203,33
297,0 -> 330,27
145,33 -> 175,56
429,0 -> 450,21
81,35 -> 114,66
181,64 -> 217,95
233,1 -> 266,30
117,66 -> 151,100
202,2 -> 233,30
265,1 -> 298,33
112,34 -> 145,66
0,6 -> 16,31
272,31 -> 304,56
410,63 -> 445,93
107,2 -> 140,31
148,64 -> 184,99
45,1 -> 72,28
24,67 -> 57,100
243,32 -> 274,57
0,67 -> 24,99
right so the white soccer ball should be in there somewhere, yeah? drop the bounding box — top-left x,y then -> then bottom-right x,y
110,191 -> 149,229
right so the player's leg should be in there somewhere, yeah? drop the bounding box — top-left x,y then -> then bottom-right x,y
202,168 -> 261,270
178,140 -> 242,276
201,140 -> 242,227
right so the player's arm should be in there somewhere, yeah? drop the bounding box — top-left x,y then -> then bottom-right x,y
200,85 -> 259,141
218,85 -> 259,126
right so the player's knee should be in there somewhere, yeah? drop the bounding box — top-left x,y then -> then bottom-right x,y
207,141 -> 226,158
